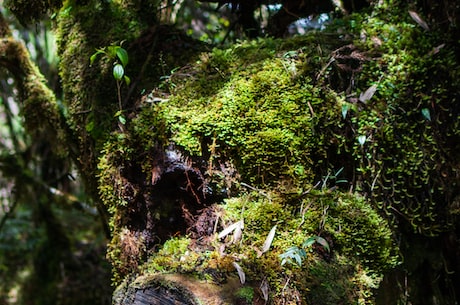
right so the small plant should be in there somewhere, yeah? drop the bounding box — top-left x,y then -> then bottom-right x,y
321,167 -> 347,190
280,236 -> 330,267
90,44 -> 130,124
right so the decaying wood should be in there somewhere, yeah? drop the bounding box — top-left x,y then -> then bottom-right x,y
113,274 -> 251,305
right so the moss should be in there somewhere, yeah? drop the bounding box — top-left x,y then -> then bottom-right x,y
100,1 -> 458,302
325,2 -> 460,234
156,36 -> 343,187
102,32 -> 399,302
235,286 -> 254,303
5,0 -> 62,24
136,189 -> 397,304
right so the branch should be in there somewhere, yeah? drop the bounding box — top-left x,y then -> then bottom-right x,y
0,11 -> 76,158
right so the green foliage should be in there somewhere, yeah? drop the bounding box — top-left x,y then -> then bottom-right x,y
90,45 -> 130,84
280,236 -> 330,267
328,4 -> 460,234
90,44 -> 130,120
137,189 -> 397,303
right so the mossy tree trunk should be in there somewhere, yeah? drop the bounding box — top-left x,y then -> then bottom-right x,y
1,0 -> 460,304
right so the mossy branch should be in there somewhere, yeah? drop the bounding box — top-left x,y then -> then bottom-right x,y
0,11 -> 76,158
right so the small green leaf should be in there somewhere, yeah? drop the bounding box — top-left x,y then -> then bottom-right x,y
85,121 -> 94,132
280,246 -> 305,267
89,49 -> 105,66
342,104 -> 349,119
124,75 -> 131,86
303,236 -> 316,248
421,108 -> 431,121
107,45 -> 118,58
113,64 -> 124,80
116,47 -> 129,67
118,115 -> 126,125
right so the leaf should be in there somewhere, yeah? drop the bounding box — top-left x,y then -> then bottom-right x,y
116,47 -> 129,67
260,279 -> 269,302
303,236 -> 316,248
89,49 -> 105,66
124,75 -> 131,86
233,262 -> 246,284
342,104 -> 349,119
118,115 -> 126,125
359,84 -> 377,103
409,10 -> 430,31
280,246 -> 306,267
107,45 -> 118,58
421,108 -> 431,121
232,221 -> 243,243
113,64 -> 124,81
315,236 -> 330,252
85,121 -> 94,132
261,225 -> 277,254
218,220 -> 243,239
358,135 -> 367,146
294,249 -> 306,266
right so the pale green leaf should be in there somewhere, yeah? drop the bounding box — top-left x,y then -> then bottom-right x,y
342,104 -> 349,119
303,236 -> 316,248
118,115 -> 126,125
261,225 -> 277,254
421,108 -> 431,121
89,49 -> 105,66
113,64 -> 124,80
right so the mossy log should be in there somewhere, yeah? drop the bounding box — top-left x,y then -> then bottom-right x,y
113,274 -> 257,305
3,0 -> 460,303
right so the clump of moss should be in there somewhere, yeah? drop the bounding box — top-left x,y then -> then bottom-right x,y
322,2 -> 460,234
235,286 -> 254,303
104,2 -> 458,302
152,36 -> 344,188
114,33 -> 400,302
138,189 -> 397,304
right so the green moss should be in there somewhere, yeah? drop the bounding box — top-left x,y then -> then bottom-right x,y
235,286 -> 254,303
102,1 -> 458,301
327,2 -> 460,234
145,237 -> 199,273
137,189 -> 397,303
156,36 -> 342,187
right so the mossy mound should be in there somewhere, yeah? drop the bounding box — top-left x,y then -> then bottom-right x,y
99,1 -> 459,303
139,190 -> 397,304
